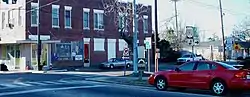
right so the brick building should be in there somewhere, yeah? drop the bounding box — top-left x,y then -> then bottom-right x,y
0,0 -> 152,70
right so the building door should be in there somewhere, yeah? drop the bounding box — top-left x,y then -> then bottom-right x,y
84,44 -> 90,67
108,39 -> 116,60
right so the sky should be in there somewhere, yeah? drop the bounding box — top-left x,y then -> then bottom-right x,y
125,0 -> 250,41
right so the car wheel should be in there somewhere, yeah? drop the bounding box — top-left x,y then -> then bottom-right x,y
155,77 -> 168,91
211,80 -> 227,96
110,64 -> 114,69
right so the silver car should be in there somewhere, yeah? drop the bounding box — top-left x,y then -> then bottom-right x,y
99,58 -> 133,69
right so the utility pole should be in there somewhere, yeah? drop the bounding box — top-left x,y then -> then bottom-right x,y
37,0 -> 41,70
219,0 -> 226,61
154,0 -> 158,72
133,0 -> 138,74
173,0 -> 179,50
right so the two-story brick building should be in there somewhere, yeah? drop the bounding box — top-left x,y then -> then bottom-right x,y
0,0 -> 152,71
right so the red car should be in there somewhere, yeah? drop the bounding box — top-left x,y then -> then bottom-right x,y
148,60 -> 250,96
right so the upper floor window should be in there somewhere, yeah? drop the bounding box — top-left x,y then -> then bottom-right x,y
31,3 -> 38,27
64,6 -> 72,28
52,5 -> 60,28
143,15 -> 148,33
83,8 -> 90,29
94,9 -> 104,30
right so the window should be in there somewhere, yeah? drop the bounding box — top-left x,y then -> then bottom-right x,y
143,15 -> 148,33
211,64 -> 217,70
64,6 -> 72,28
94,38 -> 105,51
2,12 -> 5,29
56,43 -> 71,58
94,9 -> 104,30
119,39 -> 127,51
52,5 -> 60,28
31,3 -> 38,26
83,8 -> 90,29
179,62 -> 195,71
197,62 -> 210,71
217,62 -> 238,70
182,55 -> 191,58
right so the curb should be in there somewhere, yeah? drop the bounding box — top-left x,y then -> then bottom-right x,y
85,78 -> 152,87
0,71 -> 33,74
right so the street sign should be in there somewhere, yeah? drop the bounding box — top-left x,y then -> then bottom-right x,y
234,43 -> 241,50
145,38 -> 151,49
123,48 -> 129,57
186,26 -> 194,38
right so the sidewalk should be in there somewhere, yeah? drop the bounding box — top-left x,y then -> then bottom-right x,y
0,70 -> 44,74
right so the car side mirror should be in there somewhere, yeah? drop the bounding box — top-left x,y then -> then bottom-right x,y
175,67 -> 181,72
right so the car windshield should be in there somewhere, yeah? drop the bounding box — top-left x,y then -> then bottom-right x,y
217,62 -> 238,70
182,55 -> 191,58
108,59 -> 115,62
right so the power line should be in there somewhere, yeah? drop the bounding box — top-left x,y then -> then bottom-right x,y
187,0 -> 250,16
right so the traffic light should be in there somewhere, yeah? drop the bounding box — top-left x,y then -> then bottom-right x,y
2,0 -> 8,4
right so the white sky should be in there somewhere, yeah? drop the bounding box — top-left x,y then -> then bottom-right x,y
126,0 -> 250,40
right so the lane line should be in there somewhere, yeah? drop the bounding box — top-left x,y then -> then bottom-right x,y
25,82 -> 48,86
0,85 -> 107,96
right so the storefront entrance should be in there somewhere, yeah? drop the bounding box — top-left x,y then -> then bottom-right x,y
31,44 -> 49,70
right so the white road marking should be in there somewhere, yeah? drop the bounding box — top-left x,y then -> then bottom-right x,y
0,85 -> 107,96
13,82 -> 32,87
42,81 -> 62,84
0,84 -> 19,88
25,82 -> 48,86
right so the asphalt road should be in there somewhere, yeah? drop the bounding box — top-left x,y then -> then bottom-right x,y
0,73 -> 248,97
0,80 -> 215,97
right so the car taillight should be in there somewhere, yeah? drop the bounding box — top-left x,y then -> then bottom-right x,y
234,72 -> 247,79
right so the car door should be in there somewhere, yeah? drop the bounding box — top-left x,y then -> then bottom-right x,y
168,62 -> 196,87
191,62 -> 213,89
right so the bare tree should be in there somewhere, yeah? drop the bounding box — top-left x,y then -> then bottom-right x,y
233,17 -> 250,41
102,0 -> 149,50
161,19 -> 186,49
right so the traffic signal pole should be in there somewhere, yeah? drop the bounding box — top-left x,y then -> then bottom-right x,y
37,0 -> 41,70
133,0 -> 138,74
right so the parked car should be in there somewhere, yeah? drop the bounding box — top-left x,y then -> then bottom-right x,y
148,60 -> 250,96
99,58 -> 133,69
219,60 -> 244,69
177,54 -> 203,64
196,54 -> 205,60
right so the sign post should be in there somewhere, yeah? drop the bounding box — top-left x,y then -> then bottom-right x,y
145,38 -> 151,72
122,48 -> 129,76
